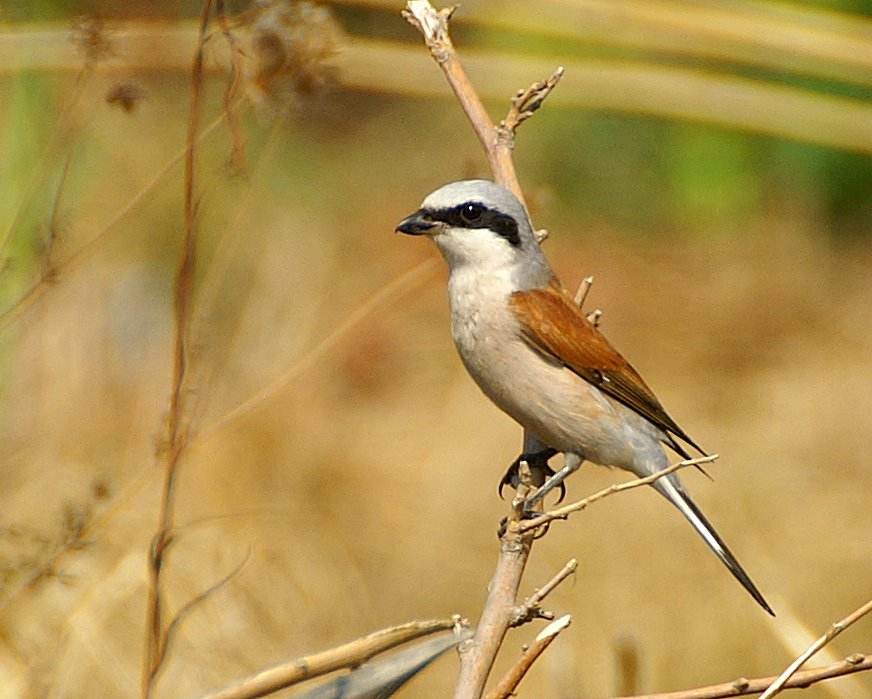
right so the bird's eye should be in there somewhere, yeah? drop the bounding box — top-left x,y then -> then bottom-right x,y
460,203 -> 484,223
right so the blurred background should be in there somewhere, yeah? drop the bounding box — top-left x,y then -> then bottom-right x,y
1,0 -> 871,697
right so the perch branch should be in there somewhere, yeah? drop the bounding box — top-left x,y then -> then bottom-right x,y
404,3 -> 565,698
452,526 -> 534,699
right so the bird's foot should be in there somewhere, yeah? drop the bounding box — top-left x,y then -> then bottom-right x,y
499,448 -> 563,503
523,453 -> 584,511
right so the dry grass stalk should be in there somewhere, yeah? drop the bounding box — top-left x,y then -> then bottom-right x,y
193,258 -> 438,445
142,1 -> 236,694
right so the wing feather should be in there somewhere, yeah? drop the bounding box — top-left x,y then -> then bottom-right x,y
509,280 -> 705,456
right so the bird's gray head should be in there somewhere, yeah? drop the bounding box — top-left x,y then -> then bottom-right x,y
396,180 -> 552,288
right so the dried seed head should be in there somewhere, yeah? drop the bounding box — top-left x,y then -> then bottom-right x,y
71,16 -> 115,64
246,0 -> 343,114
106,82 -> 148,113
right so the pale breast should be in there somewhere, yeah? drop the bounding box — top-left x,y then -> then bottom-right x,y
446,269 -> 666,474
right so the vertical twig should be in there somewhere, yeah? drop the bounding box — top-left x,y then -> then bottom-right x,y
402,1 -> 519,199
453,529 -> 532,699
403,4 -> 565,698
216,0 -> 247,172
141,1 -> 213,695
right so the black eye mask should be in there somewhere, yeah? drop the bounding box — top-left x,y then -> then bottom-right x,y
429,201 -> 521,247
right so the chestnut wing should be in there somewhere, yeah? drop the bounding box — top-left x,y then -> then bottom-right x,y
510,283 -> 705,457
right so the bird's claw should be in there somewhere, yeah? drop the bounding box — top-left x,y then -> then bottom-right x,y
498,448 -> 565,504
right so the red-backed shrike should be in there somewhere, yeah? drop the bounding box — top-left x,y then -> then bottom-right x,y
397,179 -> 772,615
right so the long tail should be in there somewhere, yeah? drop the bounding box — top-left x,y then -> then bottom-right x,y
653,476 -> 774,616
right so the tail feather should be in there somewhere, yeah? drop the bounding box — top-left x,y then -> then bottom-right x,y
653,476 -> 775,616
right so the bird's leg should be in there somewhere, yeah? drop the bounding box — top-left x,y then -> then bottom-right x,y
497,447 -> 562,539
523,453 -> 584,511
499,447 -> 559,500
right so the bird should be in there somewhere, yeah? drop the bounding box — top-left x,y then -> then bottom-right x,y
396,179 -> 773,615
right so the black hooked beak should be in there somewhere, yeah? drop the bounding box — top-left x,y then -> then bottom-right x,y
396,209 -> 438,236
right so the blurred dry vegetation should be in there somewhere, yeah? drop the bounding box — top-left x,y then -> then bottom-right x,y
1,0 -> 871,697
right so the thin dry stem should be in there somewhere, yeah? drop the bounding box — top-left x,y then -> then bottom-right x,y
37,153 -> 72,282
615,652 -> 872,699
498,66 -> 564,139
518,454 -> 719,534
403,2 -> 500,180
0,56 -> 94,325
142,1 -> 213,695
758,597 -> 872,699
0,109 -> 231,334
0,59 -> 92,261
158,549 -> 252,685
199,619 -> 460,699
484,615 -> 571,699
216,0 -> 247,172
0,110 -> 234,623
193,258 -> 439,445
510,558 -> 577,627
